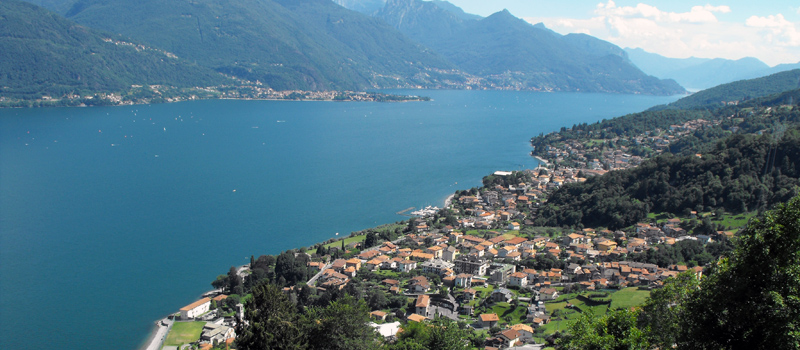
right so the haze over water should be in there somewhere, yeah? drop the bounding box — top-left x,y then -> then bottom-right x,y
0,90 -> 679,350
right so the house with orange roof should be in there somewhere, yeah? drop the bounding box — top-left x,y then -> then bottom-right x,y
462,235 -> 485,245
505,236 -> 527,246
425,245 -> 444,259
415,294 -> 430,317
330,259 -> 347,272
498,329 -> 521,347
479,313 -> 499,328
370,310 -> 387,321
407,314 -> 427,323
180,297 -> 211,320
410,251 -> 435,262
510,323 -> 534,341
508,272 -> 527,287
357,250 -> 381,260
365,258 -> 383,271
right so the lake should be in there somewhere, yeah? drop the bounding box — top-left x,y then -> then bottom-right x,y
0,90 -> 680,350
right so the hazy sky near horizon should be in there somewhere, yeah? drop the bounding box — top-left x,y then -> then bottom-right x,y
445,0 -> 800,66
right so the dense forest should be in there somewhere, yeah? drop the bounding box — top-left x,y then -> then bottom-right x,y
534,129 -> 800,229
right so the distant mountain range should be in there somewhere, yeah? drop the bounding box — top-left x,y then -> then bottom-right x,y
371,0 -> 684,95
626,47 -> 800,91
8,0 -> 689,100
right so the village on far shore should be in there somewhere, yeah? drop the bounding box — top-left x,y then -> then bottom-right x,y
152,113 -> 745,350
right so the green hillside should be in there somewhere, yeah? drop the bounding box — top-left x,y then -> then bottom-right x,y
533,90 -> 800,229
656,69 -> 800,110
0,0 -> 228,100
59,0 -> 461,91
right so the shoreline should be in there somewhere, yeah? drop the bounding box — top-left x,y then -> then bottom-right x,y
533,156 -> 550,166
139,317 -> 172,350
0,91 -> 430,109
139,174 -> 503,348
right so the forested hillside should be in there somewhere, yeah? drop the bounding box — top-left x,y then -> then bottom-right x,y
655,69 -> 800,110
535,129 -> 800,229
533,88 -> 800,229
45,0 -> 463,91
0,0 -> 228,100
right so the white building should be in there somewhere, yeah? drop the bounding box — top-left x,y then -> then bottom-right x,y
180,297 -> 211,320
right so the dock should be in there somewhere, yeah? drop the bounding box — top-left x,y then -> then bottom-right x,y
396,207 -> 415,216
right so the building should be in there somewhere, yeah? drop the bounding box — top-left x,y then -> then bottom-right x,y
454,273 -> 473,288
421,259 -> 455,277
508,272 -> 528,287
407,314 -> 427,323
415,294 -> 430,317
498,329 -> 521,347
180,297 -> 211,320
489,263 -> 516,283
539,287 -> 559,301
454,255 -> 489,276
200,322 -> 235,343
397,260 -> 417,273
479,313 -> 499,328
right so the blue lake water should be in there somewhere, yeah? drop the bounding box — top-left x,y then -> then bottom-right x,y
0,90 -> 679,350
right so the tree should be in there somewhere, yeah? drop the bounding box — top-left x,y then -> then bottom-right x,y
392,317 -> 470,350
364,231 -> 377,249
304,295 -> 379,350
678,194 -> 800,349
227,266 -> 241,294
236,283 -> 306,350
638,271 -> 699,348
425,317 -> 471,350
211,274 -> 228,290
558,309 -> 650,350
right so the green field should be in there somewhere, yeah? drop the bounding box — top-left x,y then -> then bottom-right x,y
488,302 -> 529,324
609,287 -> 651,309
539,288 -> 650,335
163,321 -> 205,348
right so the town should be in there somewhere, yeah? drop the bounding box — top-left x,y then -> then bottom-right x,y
152,100 -> 794,350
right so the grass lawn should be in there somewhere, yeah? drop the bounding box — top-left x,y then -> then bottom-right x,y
472,285 -> 496,299
609,287 -> 651,309
374,269 -> 400,279
163,321 -> 205,347
711,211 -> 756,228
322,234 -> 366,249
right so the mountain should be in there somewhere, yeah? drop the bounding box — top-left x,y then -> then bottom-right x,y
374,0 -> 469,48
332,0 -> 386,15
429,0 -> 482,21
50,0 -> 461,91
625,48 -> 800,91
374,0 -> 684,95
0,0 -> 228,100
656,69 -> 800,110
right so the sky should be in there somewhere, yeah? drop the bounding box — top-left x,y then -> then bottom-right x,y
445,0 -> 800,66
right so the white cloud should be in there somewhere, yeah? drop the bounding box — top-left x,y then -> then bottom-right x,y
594,1 -> 730,24
746,14 -> 800,47
523,2 -> 800,66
